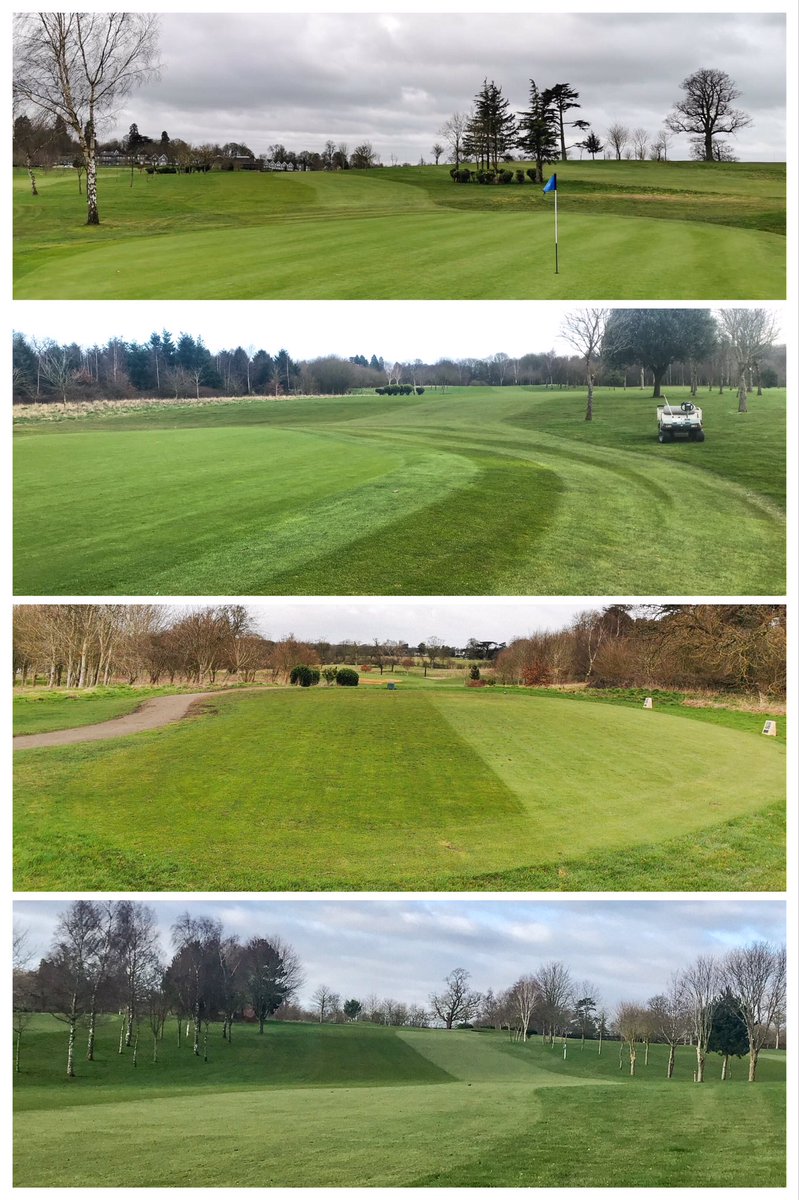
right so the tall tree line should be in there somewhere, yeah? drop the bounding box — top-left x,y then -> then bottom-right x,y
11,326 -> 786,407
13,604 -> 785,697
15,903 -> 784,1086
494,605 -> 785,697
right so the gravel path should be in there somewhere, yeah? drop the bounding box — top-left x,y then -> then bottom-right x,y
13,692 -> 217,751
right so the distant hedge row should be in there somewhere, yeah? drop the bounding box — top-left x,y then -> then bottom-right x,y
374,385 -> 425,395
450,167 -> 541,185
290,664 -> 359,687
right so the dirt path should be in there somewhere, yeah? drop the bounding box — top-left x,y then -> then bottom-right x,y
13,692 -> 218,751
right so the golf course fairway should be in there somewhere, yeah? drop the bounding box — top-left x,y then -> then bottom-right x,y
13,161 -> 785,298
13,688 -> 785,892
13,386 -> 786,596
14,1021 -> 786,1187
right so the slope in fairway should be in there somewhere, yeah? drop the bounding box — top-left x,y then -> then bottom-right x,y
13,689 -> 784,891
14,1021 -> 785,1188
13,162 -> 786,299
13,387 -> 786,596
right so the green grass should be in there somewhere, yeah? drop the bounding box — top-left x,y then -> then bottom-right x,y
14,1019 -> 785,1187
13,385 -> 786,595
14,687 -> 785,892
14,161 -> 785,298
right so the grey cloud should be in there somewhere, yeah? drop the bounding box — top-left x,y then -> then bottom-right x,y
15,899 -> 785,1012
108,13 -> 784,161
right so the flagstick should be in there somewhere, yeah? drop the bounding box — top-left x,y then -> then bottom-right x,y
554,186 -> 559,275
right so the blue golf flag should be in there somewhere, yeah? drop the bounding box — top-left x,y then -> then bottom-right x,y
543,173 -> 557,193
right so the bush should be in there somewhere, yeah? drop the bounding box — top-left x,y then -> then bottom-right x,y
290,664 -> 320,687
156,166 -> 177,174
374,384 -> 415,396
477,170 -> 496,184
451,167 -> 472,183
415,386 -> 425,394
469,665 -> 481,681
336,668 -> 360,687
515,169 -> 526,184
526,168 -> 538,183
322,666 -> 338,685
497,169 -> 514,184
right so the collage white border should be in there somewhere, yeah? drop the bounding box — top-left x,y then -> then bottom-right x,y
5,1 -> 797,1197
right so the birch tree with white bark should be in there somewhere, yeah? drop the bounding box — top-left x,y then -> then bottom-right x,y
681,955 -> 720,1083
13,12 -> 160,226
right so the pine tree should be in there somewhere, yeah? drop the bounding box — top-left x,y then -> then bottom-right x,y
467,79 -> 517,171
517,81 -> 559,182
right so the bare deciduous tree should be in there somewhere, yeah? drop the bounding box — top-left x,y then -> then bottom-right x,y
560,308 -> 608,421
681,955 -> 720,1083
14,12 -> 161,226
649,975 -> 689,1079
724,941 -> 786,1082
430,968 -> 482,1030
666,68 -> 751,162
507,975 -> 540,1042
606,123 -> 629,160
716,308 -> 779,413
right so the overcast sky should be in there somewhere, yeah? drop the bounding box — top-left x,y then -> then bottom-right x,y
201,599 -> 595,645
87,10 -> 786,163
12,300 -> 785,361
14,898 -> 785,1010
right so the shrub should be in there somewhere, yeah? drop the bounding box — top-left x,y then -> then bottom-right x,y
497,169 -> 514,184
515,169 -> 526,184
477,170 -> 496,184
290,664 -> 320,687
526,168 -> 538,182
336,668 -> 360,687
451,167 -> 472,183
156,166 -> 177,174
415,386 -> 425,394
322,666 -> 338,685
469,665 -> 481,681
359,663 -> 373,672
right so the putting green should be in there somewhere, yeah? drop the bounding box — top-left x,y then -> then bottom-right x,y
13,387 -> 786,595
13,162 -> 785,298
13,689 -> 784,891
12,211 -> 785,300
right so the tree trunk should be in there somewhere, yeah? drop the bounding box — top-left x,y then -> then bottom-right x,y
584,371 -> 594,421
652,368 -> 664,398
118,1015 -> 126,1054
85,147 -> 100,225
748,1047 -> 759,1082
25,152 -> 39,196
87,1007 -> 97,1060
629,1045 -> 636,1076
667,1044 -> 675,1078
132,1028 -> 139,1068
695,1043 -> 705,1083
721,1053 -> 729,1080
704,131 -> 714,162
16,1029 -> 22,1073
67,1012 -> 77,1078
737,367 -> 748,413
152,1034 -> 158,1063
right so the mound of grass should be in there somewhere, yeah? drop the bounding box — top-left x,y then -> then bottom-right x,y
13,386 -> 786,596
14,1020 -> 785,1188
14,162 -> 785,299
13,688 -> 784,892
